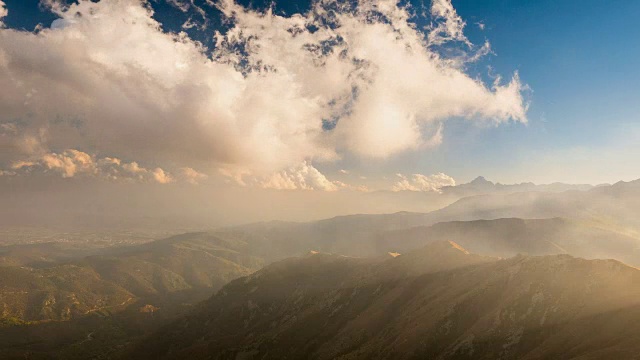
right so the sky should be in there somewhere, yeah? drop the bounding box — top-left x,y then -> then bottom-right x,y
0,0 -> 639,219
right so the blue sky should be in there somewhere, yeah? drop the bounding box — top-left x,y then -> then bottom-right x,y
449,0 -> 640,183
1,0 -> 639,186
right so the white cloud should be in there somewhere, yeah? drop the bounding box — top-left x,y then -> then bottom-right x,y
221,162 -> 374,192
122,161 -> 146,175
152,167 -> 174,184
392,172 -> 456,192
428,0 -> 471,46
255,162 -> 341,191
0,0 -> 527,181
0,1 -> 7,27
179,167 -> 208,184
11,149 -> 96,178
5,149 -> 205,184
41,149 -> 96,177
166,0 -> 190,12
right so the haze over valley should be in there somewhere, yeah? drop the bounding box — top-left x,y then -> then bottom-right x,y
3,177 -> 640,358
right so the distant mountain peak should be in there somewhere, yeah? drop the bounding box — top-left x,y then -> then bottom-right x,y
469,176 -> 493,185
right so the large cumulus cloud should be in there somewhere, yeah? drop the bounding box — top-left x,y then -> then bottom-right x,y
0,0 -> 527,184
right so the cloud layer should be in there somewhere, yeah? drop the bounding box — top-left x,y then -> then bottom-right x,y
393,172 -> 456,192
7,148 -> 207,184
0,0 -> 527,185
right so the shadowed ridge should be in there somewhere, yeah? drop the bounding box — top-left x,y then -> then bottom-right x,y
130,247 -> 640,360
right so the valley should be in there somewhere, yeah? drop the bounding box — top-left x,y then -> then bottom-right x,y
2,179 -> 640,358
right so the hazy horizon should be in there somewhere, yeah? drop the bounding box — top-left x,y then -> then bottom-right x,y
0,173 -> 613,230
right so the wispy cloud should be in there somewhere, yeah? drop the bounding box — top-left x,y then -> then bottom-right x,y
428,0 -> 471,46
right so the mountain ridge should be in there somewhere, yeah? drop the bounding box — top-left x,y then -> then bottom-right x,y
132,242 -> 640,359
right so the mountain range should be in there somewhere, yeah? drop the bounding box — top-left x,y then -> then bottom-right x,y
441,176 -> 594,197
132,241 -> 640,359
0,233 -> 265,323
3,177 -> 640,358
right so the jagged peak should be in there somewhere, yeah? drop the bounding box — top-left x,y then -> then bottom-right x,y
469,176 -> 494,185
